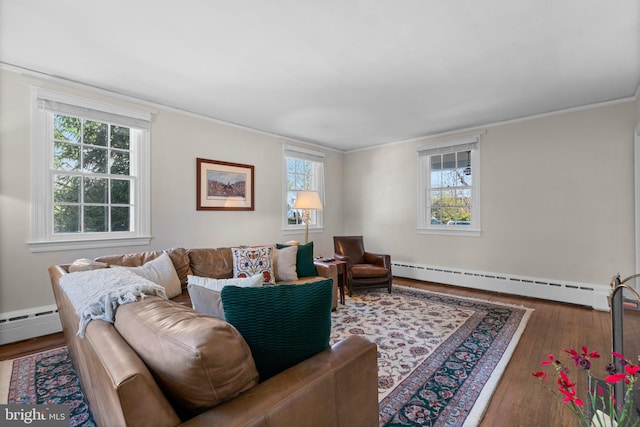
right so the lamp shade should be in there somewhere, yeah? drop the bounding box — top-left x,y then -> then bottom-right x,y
293,191 -> 323,210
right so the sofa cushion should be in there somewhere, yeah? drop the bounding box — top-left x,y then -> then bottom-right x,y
231,246 -> 275,284
221,279 -> 333,381
277,241 -> 317,277
114,296 -> 259,418
351,264 -> 390,278
273,245 -> 298,282
95,247 -> 191,287
112,252 -> 182,298
187,274 -> 262,320
186,247 -> 234,279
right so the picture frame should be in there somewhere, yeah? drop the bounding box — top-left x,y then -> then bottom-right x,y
196,158 -> 254,211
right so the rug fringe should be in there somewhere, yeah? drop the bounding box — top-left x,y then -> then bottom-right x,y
0,358 -> 13,404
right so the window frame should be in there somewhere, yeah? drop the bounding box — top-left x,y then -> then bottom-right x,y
417,135 -> 481,236
282,145 -> 325,235
28,88 -> 152,252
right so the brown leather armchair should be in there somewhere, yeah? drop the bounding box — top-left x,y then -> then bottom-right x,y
333,236 -> 392,296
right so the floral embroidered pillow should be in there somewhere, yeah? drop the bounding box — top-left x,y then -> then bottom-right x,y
231,246 -> 275,285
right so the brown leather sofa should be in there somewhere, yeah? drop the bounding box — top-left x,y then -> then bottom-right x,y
49,247 -> 379,427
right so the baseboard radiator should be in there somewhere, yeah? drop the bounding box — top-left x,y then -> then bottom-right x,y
0,263 -> 612,344
0,304 -> 62,345
392,261 -> 611,311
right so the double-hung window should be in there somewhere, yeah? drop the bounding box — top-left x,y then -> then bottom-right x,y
29,89 -> 152,252
417,135 -> 481,235
283,145 -> 325,234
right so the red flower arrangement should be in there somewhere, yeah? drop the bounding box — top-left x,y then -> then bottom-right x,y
532,346 -> 639,427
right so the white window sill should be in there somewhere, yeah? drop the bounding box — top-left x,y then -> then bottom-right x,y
281,227 -> 324,236
27,236 -> 153,253
418,228 -> 481,237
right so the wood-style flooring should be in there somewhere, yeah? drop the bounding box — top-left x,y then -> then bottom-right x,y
1,277 -> 634,427
0,330 -> 65,361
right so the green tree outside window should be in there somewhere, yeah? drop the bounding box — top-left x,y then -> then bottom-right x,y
52,114 -> 133,234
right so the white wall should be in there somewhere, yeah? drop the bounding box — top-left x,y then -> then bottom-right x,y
0,68 -> 343,314
1,63 -> 637,320
343,100 -> 639,288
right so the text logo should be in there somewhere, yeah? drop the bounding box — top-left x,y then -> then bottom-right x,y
1,405 -> 68,426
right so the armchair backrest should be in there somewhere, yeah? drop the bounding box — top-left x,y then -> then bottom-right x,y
333,236 -> 366,264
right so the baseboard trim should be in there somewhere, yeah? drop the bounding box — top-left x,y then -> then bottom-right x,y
392,261 -> 611,311
0,305 -> 62,345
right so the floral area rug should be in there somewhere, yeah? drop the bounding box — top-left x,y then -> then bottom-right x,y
0,346 -> 95,426
330,285 -> 533,427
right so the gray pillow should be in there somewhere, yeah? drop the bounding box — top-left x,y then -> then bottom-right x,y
187,283 -> 225,320
114,252 -> 182,298
187,274 -> 262,320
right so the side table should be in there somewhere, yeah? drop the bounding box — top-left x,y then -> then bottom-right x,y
314,259 -> 347,305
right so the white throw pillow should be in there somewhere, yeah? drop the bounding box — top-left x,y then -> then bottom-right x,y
115,252 -> 182,298
273,245 -> 298,282
187,274 -> 263,292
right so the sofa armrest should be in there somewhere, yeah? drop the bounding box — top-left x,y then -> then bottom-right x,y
314,262 -> 339,310
49,266 -> 181,427
180,335 -> 379,427
84,322 -> 182,427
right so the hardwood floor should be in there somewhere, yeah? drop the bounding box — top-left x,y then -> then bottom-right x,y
0,331 -> 65,361
0,277 -> 630,426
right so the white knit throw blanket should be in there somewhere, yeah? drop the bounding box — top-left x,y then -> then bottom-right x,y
59,267 -> 167,337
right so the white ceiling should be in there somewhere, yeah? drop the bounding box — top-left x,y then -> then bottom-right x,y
2,1 -> 639,151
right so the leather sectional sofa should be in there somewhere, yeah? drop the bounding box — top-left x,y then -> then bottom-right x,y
49,247 -> 379,427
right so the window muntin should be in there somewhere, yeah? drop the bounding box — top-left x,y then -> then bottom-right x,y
283,146 -> 325,232
52,114 -> 136,235
287,157 -> 317,225
429,150 -> 472,226
417,136 -> 481,235
29,89 -> 151,252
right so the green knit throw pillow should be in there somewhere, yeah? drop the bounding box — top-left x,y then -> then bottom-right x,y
221,279 -> 333,381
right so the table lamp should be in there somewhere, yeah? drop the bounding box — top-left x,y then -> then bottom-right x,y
293,190 -> 323,243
